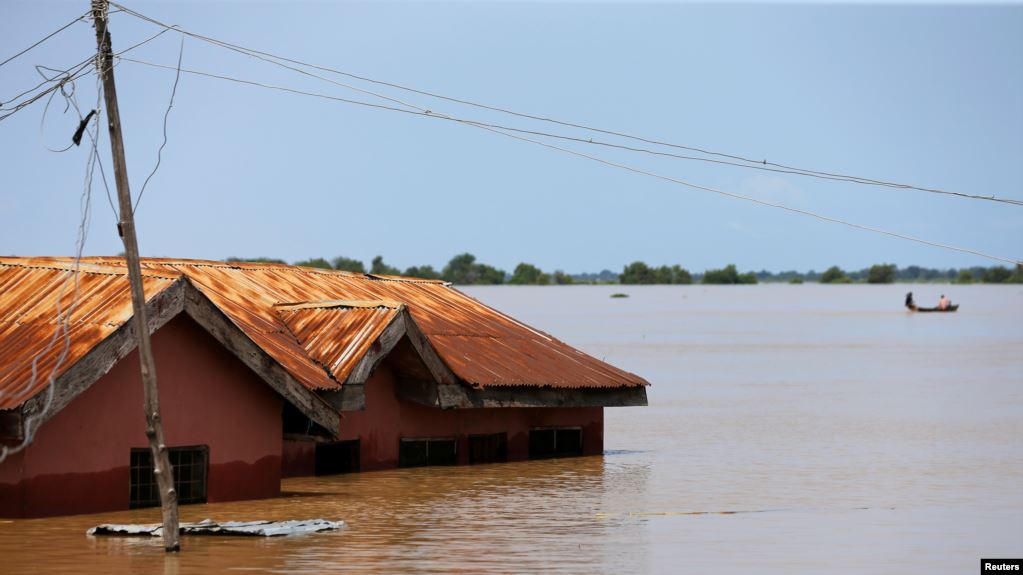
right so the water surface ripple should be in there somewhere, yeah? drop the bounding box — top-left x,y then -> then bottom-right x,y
1,284 -> 1020,573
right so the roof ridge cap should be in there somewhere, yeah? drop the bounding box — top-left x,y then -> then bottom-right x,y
0,259 -> 180,280
274,299 -> 405,311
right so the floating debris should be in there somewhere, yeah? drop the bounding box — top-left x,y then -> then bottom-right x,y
87,518 -> 345,538
610,293 -> 629,299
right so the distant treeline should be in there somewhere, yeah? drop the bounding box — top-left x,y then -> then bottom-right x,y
759,264 -> 1023,285
226,253 -> 506,284
225,254 -> 1023,286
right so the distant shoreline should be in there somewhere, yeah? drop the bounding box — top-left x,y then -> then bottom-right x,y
225,255 -> 1023,287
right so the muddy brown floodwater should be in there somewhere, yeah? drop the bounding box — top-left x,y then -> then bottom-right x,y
1,284 -> 1021,574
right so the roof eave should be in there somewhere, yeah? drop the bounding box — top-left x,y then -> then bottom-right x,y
8,277 -> 340,439
396,379 -> 649,409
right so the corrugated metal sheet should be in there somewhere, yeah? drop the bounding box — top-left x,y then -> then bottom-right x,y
277,304 -> 400,384
0,257 -> 648,410
0,261 -> 178,410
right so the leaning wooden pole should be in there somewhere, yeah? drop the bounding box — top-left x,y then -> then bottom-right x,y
91,0 -> 180,552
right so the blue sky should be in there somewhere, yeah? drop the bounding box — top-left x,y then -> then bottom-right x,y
1,1 -> 1021,274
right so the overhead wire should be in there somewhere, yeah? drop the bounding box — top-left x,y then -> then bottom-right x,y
0,26 -> 172,125
133,37 -> 184,214
38,66 -> 85,153
0,9 -> 149,460
109,0 -> 1022,207
112,46 -> 1023,209
0,63 -> 103,464
0,62 -> 93,123
63,64 -> 119,220
119,56 -> 1022,267
0,11 -> 90,69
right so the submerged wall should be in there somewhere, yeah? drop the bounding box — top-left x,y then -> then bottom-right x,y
0,316 -> 283,518
283,364 -> 604,476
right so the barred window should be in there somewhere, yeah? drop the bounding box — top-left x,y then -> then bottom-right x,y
130,445 -> 208,509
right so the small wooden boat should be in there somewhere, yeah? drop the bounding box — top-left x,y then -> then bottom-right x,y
907,304 -> 959,313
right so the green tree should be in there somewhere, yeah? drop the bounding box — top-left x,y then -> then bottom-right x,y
954,270 -> 973,284
476,264 -> 507,284
403,265 -> 441,280
983,266 -> 1012,283
442,253 -> 506,284
509,263 -> 545,285
226,257 -> 286,264
819,266 -> 851,284
370,255 -> 400,276
670,265 -> 693,285
331,256 -> 366,273
737,271 -> 759,284
653,266 -> 673,284
552,270 -> 574,285
867,263 -> 896,284
443,253 -> 477,284
702,264 -> 738,284
1011,265 -> 1023,284
294,257 -> 332,269
900,265 -> 924,281
702,264 -> 756,284
620,261 -> 654,284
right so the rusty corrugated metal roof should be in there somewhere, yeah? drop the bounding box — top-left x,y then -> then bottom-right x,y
0,256 -> 648,410
0,261 -> 179,410
277,303 -> 401,384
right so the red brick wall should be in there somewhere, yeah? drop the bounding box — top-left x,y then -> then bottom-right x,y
0,316 -> 283,518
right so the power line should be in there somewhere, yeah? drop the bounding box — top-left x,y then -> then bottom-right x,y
472,126 -> 1023,267
0,26 -> 172,125
112,54 -> 1023,210
0,70 -> 102,464
133,38 -> 184,214
118,57 -> 1022,267
63,67 -> 119,220
109,1 -> 1022,208
0,62 -> 93,123
0,11 -> 89,69
121,36 -> 1021,207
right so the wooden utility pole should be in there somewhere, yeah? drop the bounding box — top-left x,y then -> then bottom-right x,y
91,0 -> 180,552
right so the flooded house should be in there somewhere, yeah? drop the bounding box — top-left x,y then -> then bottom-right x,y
0,257 -> 647,518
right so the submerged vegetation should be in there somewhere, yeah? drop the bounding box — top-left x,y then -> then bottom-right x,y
701,264 -> 758,285
226,255 -> 1023,286
620,262 -> 692,285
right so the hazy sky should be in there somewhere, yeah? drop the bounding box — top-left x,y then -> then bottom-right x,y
1,1 -> 1021,274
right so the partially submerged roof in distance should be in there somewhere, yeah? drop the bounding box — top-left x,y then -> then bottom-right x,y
0,257 -> 648,410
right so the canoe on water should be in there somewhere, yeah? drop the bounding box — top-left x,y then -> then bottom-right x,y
907,304 -> 959,313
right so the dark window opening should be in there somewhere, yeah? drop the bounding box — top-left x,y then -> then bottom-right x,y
529,428 -> 583,459
130,445 -> 208,509
399,438 -> 457,468
469,433 -> 507,465
315,440 -> 361,475
282,403 -> 316,435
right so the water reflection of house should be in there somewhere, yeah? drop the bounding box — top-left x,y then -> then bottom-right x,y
0,257 -> 647,518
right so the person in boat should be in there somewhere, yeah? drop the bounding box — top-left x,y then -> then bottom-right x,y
938,294 -> 950,310
905,292 -> 915,309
